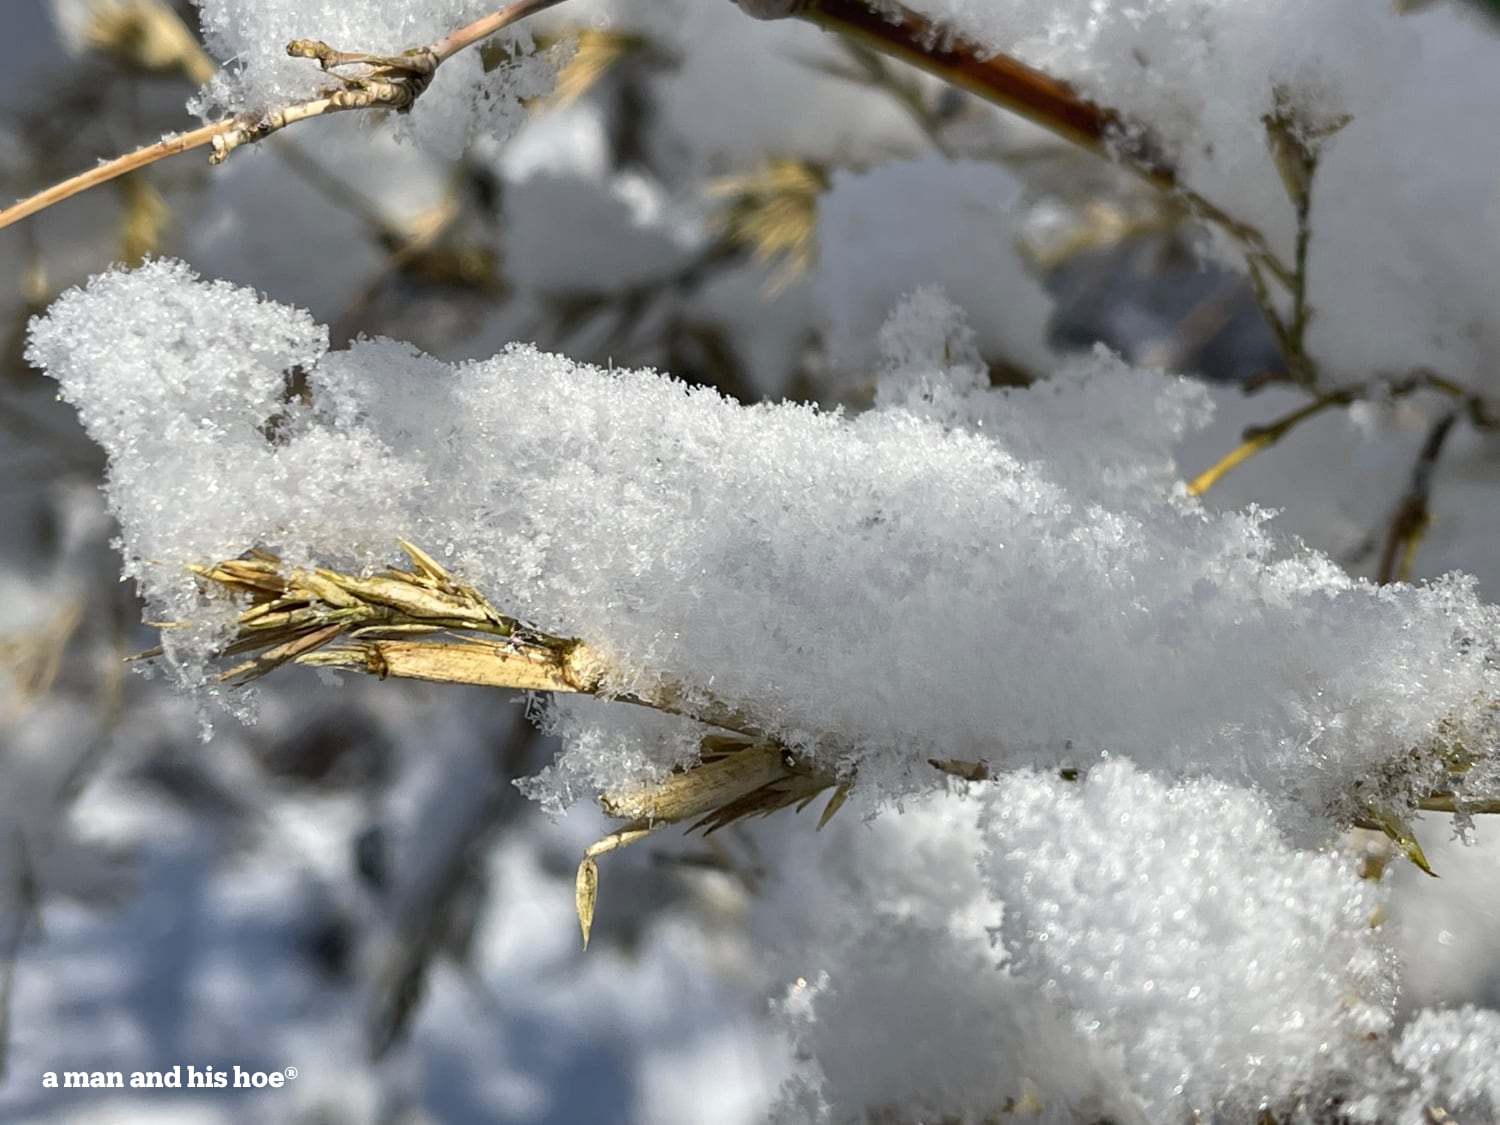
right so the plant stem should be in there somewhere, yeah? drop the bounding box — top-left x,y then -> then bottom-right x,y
430,0 -> 569,64
740,0 -> 1293,286
1376,409 -> 1458,584
1186,386 -> 1359,496
0,122 -> 230,232
0,0 -> 569,233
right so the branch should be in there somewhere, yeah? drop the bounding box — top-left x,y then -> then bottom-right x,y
1186,385 -> 1361,496
0,121 -> 230,232
0,0 -> 566,233
1376,409 -> 1459,585
1186,371 -> 1500,497
733,0 -> 1292,285
163,542 -> 1499,943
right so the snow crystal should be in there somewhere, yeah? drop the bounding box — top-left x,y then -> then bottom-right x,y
767,789 -> 1150,1124
769,763 -> 1454,1121
1387,1007 -> 1500,1122
985,762 -> 1393,1119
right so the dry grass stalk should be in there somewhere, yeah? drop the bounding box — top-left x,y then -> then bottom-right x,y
166,542 -> 1500,940
172,543 -> 851,946
578,733 -> 848,946
542,27 -> 643,109
84,0 -> 217,84
709,158 -> 827,291
177,542 -> 586,689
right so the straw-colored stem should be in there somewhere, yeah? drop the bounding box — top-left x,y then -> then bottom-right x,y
0,0 -> 567,233
0,121 -> 230,232
750,0 -> 1292,287
1418,794 -> 1500,815
430,0 -> 569,63
1186,386 -> 1358,496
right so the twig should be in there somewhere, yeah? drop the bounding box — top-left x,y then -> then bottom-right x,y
1186,385 -> 1360,496
820,37 -> 958,156
1376,410 -> 1459,585
0,831 -> 40,1079
1186,372 -> 1499,498
0,121 -> 230,231
0,0 -> 567,233
734,0 -> 1293,287
1256,97 -> 1345,388
1418,793 -> 1500,816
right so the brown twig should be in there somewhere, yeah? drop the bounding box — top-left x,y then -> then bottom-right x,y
736,0 -> 1292,286
1376,409 -> 1459,585
0,121 -> 230,231
0,0 -> 567,233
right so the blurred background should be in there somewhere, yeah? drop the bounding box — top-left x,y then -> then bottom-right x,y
0,1 -> 1496,1122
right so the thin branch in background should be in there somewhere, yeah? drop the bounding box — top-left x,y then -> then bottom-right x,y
1252,94 -> 1348,388
367,705 -> 537,1056
1376,409 -> 1459,585
747,0 -> 1176,183
0,120 -> 228,231
808,37 -> 958,156
0,0 -> 569,233
1186,386 -> 1360,496
1187,371 -> 1500,498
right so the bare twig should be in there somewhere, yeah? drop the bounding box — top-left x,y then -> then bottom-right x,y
1187,372 -> 1499,497
0,0 -> 566,233
0,121 -> 230,232
1376,410 -> 1459,585
1417,793 -> 1500,816
734,0 -> 1292,286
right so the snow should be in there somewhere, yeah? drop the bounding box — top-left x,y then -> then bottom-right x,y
191,0 -> 556,154
904,0 -> 1500,394
28,264 -> 1500,844
10,0 -> 1500,1120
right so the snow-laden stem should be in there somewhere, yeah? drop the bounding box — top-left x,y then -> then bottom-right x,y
0,0 -> 568,233
732,0 -> 1293,286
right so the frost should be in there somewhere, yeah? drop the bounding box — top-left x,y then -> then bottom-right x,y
26,262 -> 1500,838
1387,1007 -> 1500,1122
985,763 -> 1393,1120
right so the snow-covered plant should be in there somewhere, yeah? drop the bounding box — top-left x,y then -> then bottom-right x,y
8,0 -> 1500,1121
